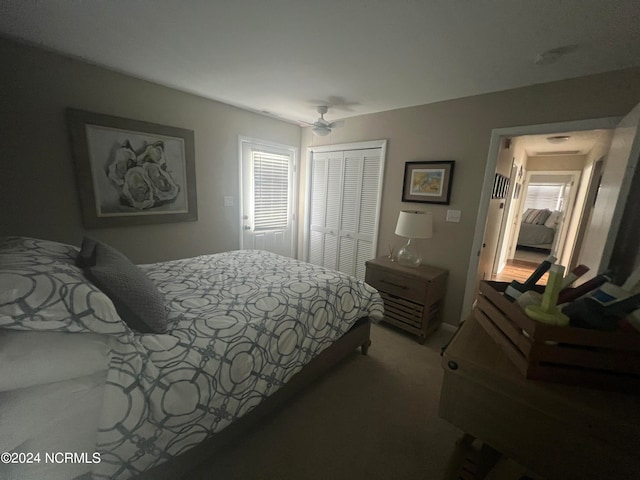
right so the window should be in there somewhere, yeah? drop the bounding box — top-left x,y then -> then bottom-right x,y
252,150 -> 290,231
524,184 -> 564,211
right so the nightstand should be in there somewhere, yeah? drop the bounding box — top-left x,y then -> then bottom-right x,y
365,257 -> 448,343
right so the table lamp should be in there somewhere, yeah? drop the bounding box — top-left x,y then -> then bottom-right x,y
394,210 -> 433,267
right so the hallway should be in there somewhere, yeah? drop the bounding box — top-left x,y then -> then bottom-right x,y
491,259 -> 549,285
492,245 -> 550,285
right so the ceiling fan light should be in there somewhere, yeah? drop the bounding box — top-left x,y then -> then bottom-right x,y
547,135 -> 571,144
312,126 -> 330,136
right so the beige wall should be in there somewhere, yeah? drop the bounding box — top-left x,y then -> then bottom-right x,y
300,68 -> 640,326
0,38 -> 300,263
2,37 -> 640,327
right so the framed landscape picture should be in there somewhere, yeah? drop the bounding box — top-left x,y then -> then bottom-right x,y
401,160 -> 455,204
67,109 -> 197,228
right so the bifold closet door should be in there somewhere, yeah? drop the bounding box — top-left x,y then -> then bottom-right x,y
307,148 -> 383,279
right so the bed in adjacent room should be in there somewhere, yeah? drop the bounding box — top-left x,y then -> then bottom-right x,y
0,236 -> 384,480
516,208 -> 560,250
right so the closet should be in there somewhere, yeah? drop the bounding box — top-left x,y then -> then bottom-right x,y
304,141 -> 386,280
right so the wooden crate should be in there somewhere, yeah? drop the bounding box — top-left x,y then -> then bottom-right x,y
473,281 -> 640,391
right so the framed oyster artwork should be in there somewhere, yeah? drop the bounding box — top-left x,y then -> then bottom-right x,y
67,109 -> 197,227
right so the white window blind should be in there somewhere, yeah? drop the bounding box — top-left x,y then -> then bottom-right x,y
252,150 -> 290,231
524,184 -> 564,211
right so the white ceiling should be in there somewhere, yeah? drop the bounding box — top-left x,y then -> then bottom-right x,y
1,0 -> 639,125
517,129 -> 613,157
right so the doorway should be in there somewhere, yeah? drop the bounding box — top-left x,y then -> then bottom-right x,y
520,171 -> 580,261
493,169 -> 581,284
239,136 -> 298,258
461,116 -> 623,322
476,130 -> 613,292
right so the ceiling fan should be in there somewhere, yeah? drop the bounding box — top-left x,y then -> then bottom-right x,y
304,106 -> 344,136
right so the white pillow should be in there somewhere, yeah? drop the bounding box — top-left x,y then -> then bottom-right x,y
0,371 -> 106,480
0,263 -> 127,335
0,330 -> 110,391
0,236 -> 79,266
0,236 -> 127,336
544,210 -> 561,228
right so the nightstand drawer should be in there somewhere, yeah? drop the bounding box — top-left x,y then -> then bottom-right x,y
365,267 -> 426,304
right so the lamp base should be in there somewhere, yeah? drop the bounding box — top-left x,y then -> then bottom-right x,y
397,238 -> 421,267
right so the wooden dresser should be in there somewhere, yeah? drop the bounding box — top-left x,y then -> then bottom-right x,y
440,316 -> 640,480
365,257 -> 448,342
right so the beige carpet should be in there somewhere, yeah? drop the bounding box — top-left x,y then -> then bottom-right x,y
190,323 -> 465,480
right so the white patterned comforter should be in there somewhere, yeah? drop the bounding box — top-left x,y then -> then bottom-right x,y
92,250 -> 384,478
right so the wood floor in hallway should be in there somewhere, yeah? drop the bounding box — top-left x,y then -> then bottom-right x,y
491,259 -> 549,285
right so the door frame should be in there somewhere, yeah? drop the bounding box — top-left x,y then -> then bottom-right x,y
460,116 -> 621,323
518,169 -> 582,265
303,139 -> 387,264
492,163 -> 519,277
238,136 -> 298,256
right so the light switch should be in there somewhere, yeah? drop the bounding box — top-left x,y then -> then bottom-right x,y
446,209 -> 461,223
224,196 -> 234,207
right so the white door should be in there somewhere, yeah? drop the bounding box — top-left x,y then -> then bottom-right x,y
240,138 -> 296,257
578,102 -> 640,275
308,150 -> 342,270
305,142 -> 386,280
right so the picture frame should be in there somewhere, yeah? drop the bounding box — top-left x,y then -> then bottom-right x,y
67,109 -> 197,228
401,160 -> 455,204
492,173 -> 510,199
514,183 -> 522,200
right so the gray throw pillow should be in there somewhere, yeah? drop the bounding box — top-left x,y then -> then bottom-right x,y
83,239 -> 168,333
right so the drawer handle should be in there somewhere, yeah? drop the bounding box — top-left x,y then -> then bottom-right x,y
381,279 -> 408,290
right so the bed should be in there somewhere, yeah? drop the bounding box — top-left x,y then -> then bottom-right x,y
517,208 -> 560,250
0,236 -> 384,480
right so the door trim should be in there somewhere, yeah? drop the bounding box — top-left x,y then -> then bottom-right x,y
461,117 -> 621,324
308,140 -> 388,154
303,139 -> 387,264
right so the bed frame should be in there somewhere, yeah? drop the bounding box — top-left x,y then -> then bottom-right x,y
136,316 -> 372,480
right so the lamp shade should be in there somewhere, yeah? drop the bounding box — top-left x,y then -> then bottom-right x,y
395,210 -> 433,239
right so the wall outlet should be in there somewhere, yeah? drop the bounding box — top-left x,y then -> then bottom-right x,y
446,209 -> 461,223
224,196 -> 234,207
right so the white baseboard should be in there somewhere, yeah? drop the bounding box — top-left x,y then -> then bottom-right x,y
440,323 -> 458,333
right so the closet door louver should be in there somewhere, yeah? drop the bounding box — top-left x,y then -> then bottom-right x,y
308,155 -> 327,267
337,154 -> 361,274
355,152 -> 382,279
324,154 -> 343,269
307,148 -> 383,279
